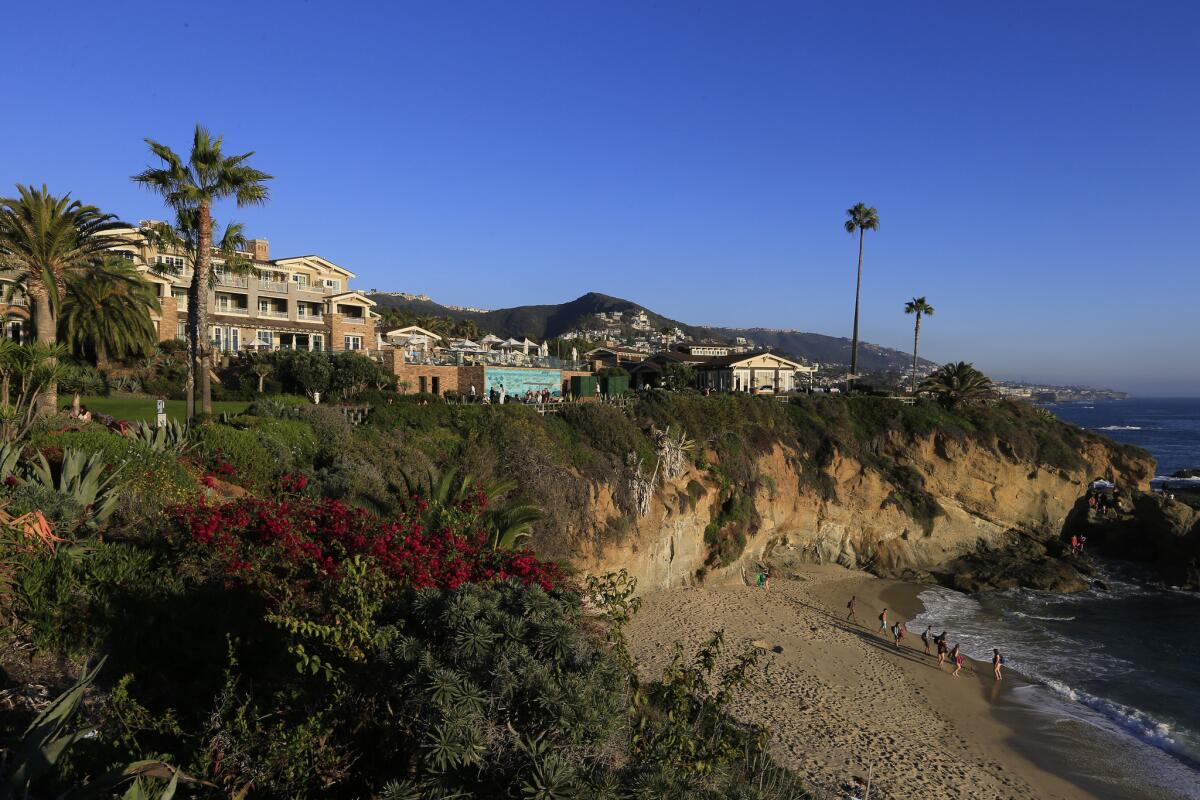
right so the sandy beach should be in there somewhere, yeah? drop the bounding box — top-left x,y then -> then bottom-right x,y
625,562 -> 1170,800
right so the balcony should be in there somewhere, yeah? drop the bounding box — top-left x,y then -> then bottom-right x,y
297,311 -> 325,322
339,315 -> 366,324
215,306 -> 250,316
215,273 -> 249,288
258,279 -> 288,293
257,308 -> 289,319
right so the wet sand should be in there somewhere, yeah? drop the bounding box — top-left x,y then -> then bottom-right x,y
625,563 -> 1178,800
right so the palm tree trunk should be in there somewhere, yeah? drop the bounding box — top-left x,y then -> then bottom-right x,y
96,340 -> 110,372
185,282 -> 197,420
30,288 -> 57,416
195,199 -> 213,416
850,227 -> 864,379
911,313 -> 921,395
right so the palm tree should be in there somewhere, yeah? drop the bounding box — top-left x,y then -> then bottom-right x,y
0,185 -> 128,414
59,258 -> 160,369
142,209 -> 256,418
921,361 -> 994,409
133,125 -> 271,417
904,296 -> 934,395
843,202 -> 880,379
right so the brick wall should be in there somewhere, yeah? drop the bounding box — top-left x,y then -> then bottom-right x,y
157,296 -> 179,342
330,313 -> 370,353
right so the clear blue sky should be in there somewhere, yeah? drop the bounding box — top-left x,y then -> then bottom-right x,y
2,1 -> 1197,394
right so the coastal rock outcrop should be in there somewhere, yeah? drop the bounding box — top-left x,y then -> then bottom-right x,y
1081,491 -> 1200,589
566,426 -> 1154,594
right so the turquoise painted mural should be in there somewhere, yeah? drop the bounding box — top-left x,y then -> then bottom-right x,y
484,367 -> 562,398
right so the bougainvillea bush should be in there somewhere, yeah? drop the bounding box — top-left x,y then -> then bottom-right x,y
172,476 -> 562,594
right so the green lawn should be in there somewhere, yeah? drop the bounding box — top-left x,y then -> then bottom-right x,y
73,393 -> 251,422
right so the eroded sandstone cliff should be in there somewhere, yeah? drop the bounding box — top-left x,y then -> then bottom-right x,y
569,428 -> 1154,593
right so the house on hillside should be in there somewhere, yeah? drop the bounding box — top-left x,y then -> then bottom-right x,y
694,351 -> 816,394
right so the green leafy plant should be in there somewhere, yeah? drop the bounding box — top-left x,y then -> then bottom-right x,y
24,448 -> 127,529
132,419 -> 192,453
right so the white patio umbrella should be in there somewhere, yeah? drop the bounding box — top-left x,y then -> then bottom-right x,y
479,334 -> 504,351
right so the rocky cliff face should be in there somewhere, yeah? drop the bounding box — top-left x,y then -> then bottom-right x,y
567,429 -> 1154,593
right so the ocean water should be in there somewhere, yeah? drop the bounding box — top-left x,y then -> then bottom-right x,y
1046,396 -> 1200,477
912,397 -> 1200,798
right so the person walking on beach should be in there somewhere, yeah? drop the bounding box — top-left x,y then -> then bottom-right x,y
921,625 -> 933,655
935,631 -> 948,667
993,648 -> 1004,681
895,621 -> 907,650
878,608 -> 888,638
846,595 -> 859,624
953,648 -> 965,677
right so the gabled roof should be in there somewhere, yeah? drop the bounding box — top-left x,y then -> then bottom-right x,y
271,254 -> 356,278
695,350 -> 813,370
384,325 -> 444,342
329,291 -> 376,307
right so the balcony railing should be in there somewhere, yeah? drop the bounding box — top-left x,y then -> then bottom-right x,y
340,316 -> 366,324
258,279 -> 288,292
215,273 -> 249,288
216,306 -> 249,315
257,308 -> 289,319
297,312 -> 325,322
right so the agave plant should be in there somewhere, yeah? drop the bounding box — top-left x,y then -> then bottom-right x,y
110,374 -> 143,394
0,442 -> 20,484
24,448 -> 127,528
132,419 -> 192,453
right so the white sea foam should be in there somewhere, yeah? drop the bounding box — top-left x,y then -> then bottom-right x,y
912,586 -> 1200,773
1011,611 -> 1076,621
1097,425 -> 1143,430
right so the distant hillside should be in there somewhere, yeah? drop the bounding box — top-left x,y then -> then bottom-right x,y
369,291 -> 928,373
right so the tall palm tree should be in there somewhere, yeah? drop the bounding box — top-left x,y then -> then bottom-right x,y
904,296 -> 934,395
843,202 -> 880,378
132,125 -> 271,417
0,185 -> 128,413
59,258 -> 160,369
921,361 -> 993,409
142,209 -> 255,418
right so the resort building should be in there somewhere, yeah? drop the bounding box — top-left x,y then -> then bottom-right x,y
693,351 -> 816,394
105,224 -> 378,353
677,343 -> 733,357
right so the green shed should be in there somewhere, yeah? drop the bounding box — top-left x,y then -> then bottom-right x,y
600,374 -> 629,396
570,375 -> 598,397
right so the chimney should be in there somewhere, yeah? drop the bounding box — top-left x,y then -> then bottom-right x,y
247,238 -> 269,261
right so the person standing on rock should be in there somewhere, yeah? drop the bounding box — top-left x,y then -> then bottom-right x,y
846,595 -> 859,624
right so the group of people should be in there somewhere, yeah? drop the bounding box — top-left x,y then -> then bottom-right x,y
1068,533 -> 1089,556
474,384 -> 561,405
846,595 -> 1004,680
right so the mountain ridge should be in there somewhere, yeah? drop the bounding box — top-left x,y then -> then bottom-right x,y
369,290 -> 931,373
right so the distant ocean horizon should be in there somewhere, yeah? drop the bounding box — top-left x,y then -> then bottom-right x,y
911,396 -> 1200,799
1046,396 -> 1200,476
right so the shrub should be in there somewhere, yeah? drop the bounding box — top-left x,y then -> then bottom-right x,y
192,423 -> 277,490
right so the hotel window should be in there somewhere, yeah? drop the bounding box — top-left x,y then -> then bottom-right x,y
257,330 -> 272,347
212,326 -> 224,352
292,274 -> 310,288
258,298 -> 269,313
323,278 -> 340,291
176,322 -> 186,340
343,335 -> 362,351
312,334 -> 324,352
